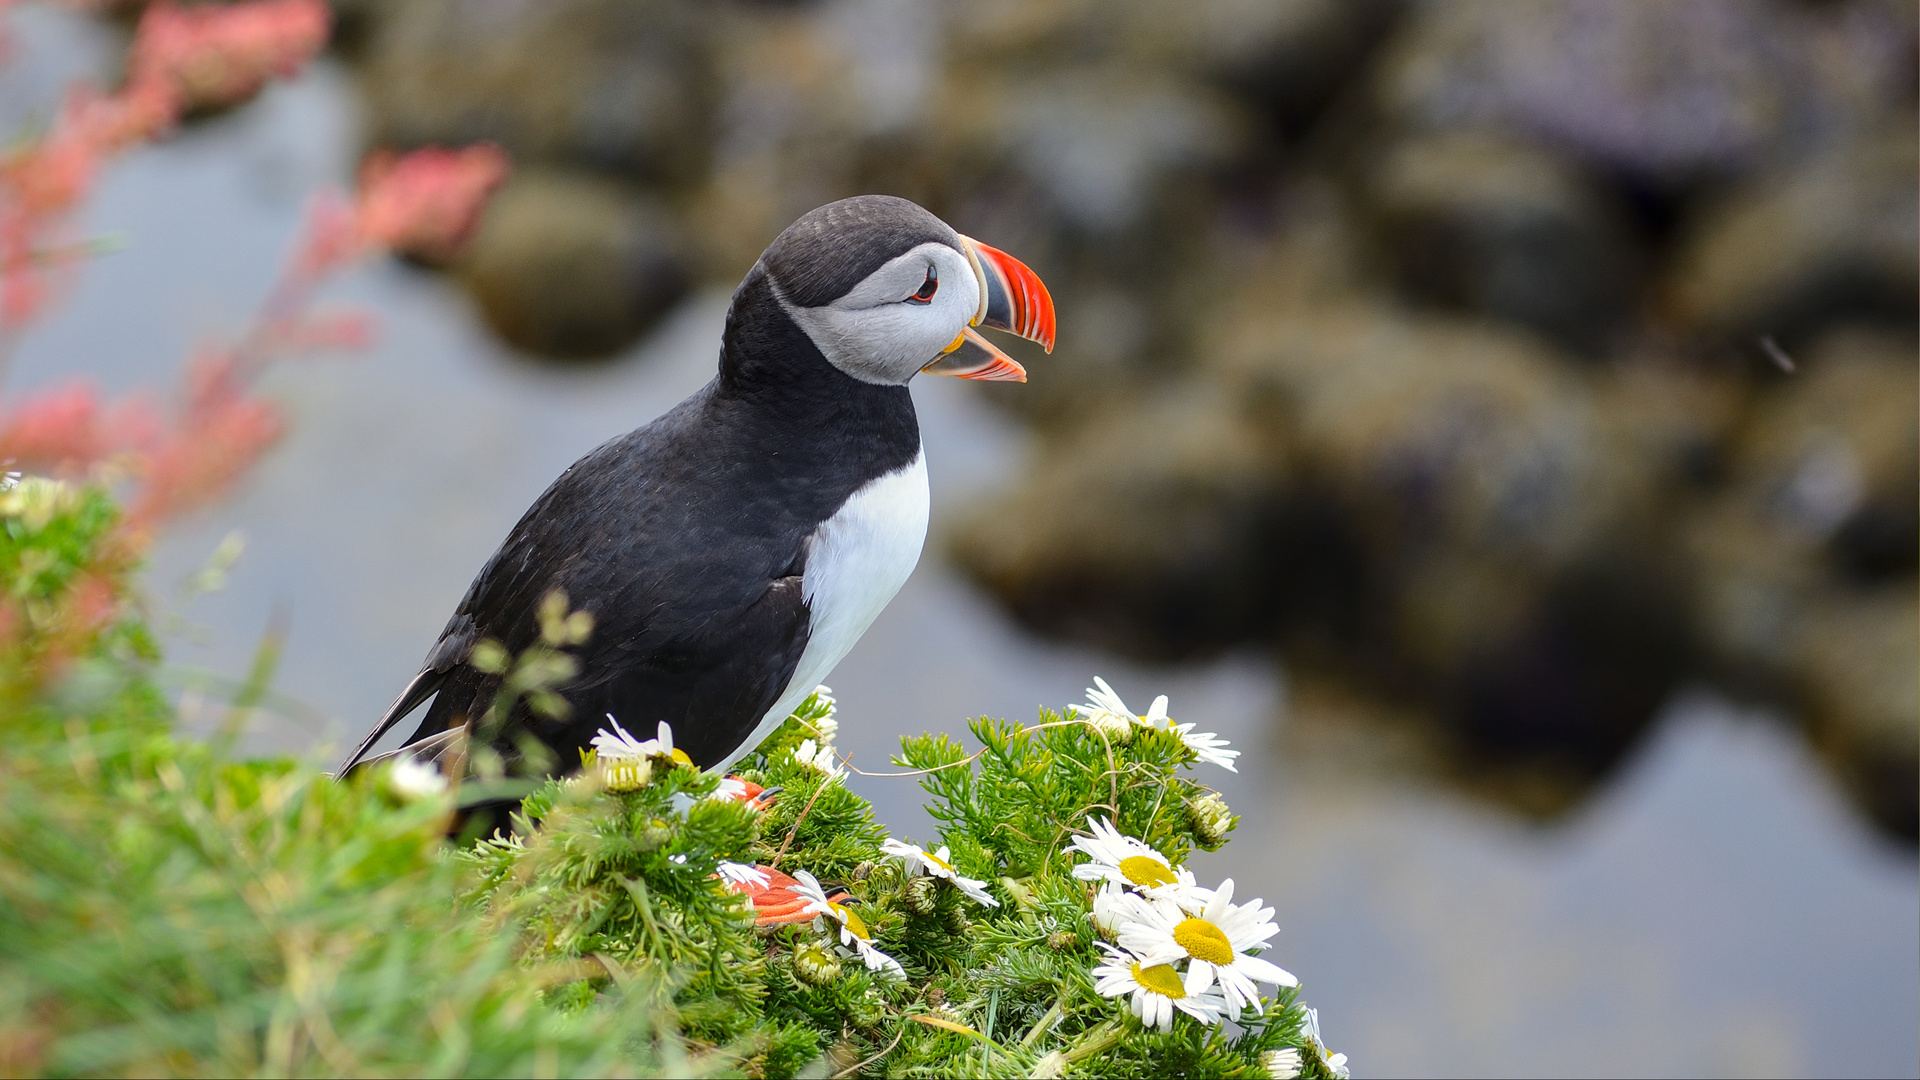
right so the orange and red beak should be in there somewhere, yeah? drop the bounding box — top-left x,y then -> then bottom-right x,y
921,236 -> 1055,383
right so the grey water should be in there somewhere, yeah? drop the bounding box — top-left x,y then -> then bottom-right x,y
8,15 -> 1915,1078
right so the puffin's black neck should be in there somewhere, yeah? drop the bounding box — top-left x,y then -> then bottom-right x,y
713,267 -> 920,476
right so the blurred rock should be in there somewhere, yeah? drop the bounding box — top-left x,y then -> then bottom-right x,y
1208,302 -> 1628,569
962,66 -> 1244,238
1435,543 -> 1693,778
949,382 -> 1302,661
356,0 -> 714,186
1665,125 -> 1919,347
1371,0 -> 1917,186
1689,328 -> 1919,681
1207,302 -> 1696,773
1361,129 -> 1641,357
1793,588 -> 1918,841
943,0 -> 1400,171
1162,0 -> 1403,130
1682,327 -> 1917,840
457,169 -> 691,360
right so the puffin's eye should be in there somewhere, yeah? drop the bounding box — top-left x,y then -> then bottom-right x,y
905,267 -> 937,304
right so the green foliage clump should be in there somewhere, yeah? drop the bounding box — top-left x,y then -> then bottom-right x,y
0,480 -> 681,1077
0,479 -> 1349,1077
471,690 -> 1345,1078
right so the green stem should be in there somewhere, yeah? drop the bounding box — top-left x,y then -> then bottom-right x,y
1020,1000 -> 1064,1048
1029,1019 -> 1123,1079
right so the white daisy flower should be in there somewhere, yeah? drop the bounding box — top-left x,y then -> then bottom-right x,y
1139,692 -> 1172,727
1117,878 -> 1296,1018
715,861 -> 771,891
1166,720 -> 1239,771
1076,677 -> 1140,741
593,717 -> 693,766
592,716 -> 657,759
1077,680 -> 1239,771
791,738 -> 844,780
790,870 -> 902,978
880,839 -> 999,907
1262,1047 -> 1303,1079
1066,816 -> 1214,913
1302,1007 -> 1350,1079
1135,693 -> 1239,773
1090,942 -> 1228,1031
1089,884 -> 1134,938
385,756 -> 447,801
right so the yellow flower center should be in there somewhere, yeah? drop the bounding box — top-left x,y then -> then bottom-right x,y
1173,918 -> 1235,965
1119,855 -> 1176,888
1131,961 -> 1186,998
669,748 -> 693,766
834,904 -> 871,942
926,849 -> 955,872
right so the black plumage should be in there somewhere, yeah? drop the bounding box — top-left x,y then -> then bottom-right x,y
341,197 -> 941,777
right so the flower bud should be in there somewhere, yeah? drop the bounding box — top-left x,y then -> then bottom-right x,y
634,817 -> 674,851
903,876 -> 939,915
1085,709 -> 1135,745
943,906 -> 971,935
1046,930 -> 1079,950
792,942 -> 842,986
1186,792 -> 1235,848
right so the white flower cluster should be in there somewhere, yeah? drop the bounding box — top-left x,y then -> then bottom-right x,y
1072,817 -> 1295,1032
791,737 -> 844,780
789,869 -> 903,978
880,839 -> 999,907
1075,678 -> 1239,772
805,684 -> 839,742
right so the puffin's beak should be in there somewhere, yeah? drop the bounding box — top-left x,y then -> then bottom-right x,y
921,236 -> 1055,383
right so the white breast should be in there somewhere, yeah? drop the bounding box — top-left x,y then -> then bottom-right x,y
708,448 -> 929,773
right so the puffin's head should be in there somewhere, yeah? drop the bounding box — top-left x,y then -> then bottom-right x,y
759,195 -> 1054,386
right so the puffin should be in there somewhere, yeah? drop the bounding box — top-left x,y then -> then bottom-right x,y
338,195 -> 1055,780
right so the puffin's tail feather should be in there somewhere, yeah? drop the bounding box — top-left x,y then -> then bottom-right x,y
336,668 -> 445,777
348,724 -> 466,774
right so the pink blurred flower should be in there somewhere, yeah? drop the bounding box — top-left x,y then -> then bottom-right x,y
122,350 -> 285,533
286,191 -> 363,282
0,0 -> 329,335
355,144 -> 510,263
0,381 -> 158,476
128,0 -> 329,113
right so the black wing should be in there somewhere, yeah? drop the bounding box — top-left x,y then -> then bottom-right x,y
342,384 -> 822,775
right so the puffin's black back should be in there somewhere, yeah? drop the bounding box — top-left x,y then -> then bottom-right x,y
391,201 -> 933,772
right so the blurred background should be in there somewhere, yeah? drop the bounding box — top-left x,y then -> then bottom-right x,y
6,1 -> 1916,1076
